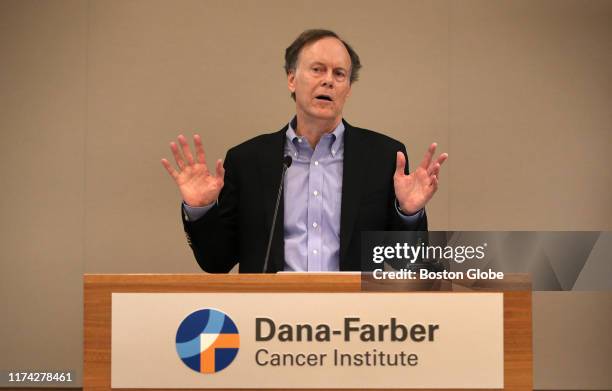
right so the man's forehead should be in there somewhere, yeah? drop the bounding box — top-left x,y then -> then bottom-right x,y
298,37 -> 351,68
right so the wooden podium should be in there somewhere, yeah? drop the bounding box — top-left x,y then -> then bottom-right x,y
84,273 -> 532,391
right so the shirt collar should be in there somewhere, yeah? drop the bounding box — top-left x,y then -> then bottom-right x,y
286,116 -> 345,156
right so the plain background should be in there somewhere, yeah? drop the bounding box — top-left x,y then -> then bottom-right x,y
0,0 -> 610,388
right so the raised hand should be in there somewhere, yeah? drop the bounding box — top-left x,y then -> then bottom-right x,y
161,134 -> 224,207
394,143 -> 448,215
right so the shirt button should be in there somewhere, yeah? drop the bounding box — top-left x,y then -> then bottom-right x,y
298,138 -> 302,143
313,190 -> 319,196
312,222 -> 318,228
293,152 -> 297,157
313,249 -> 318,255
314,161 -> 319,166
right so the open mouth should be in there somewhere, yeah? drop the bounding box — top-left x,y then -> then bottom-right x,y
315,95 -> 333,102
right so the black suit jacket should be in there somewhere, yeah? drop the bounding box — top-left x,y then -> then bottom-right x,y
182,120 -> 427,273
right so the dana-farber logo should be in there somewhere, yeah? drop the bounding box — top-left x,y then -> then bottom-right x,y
175,309 -> 240,373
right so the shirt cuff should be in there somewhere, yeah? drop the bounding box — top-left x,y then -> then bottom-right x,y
395,199 -> 424,223
182,201 -> 215,222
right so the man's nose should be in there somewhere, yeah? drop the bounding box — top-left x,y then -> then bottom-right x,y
322,70 -> 334,88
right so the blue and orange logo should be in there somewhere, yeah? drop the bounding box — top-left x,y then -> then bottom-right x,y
175,309 -> 240,373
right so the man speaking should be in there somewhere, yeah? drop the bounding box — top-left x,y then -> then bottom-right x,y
161,29 -> 447,273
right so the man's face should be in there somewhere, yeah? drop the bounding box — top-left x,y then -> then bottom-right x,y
288,36 -> 352,123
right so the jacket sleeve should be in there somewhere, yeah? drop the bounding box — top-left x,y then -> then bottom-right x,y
181,149 -> 240,273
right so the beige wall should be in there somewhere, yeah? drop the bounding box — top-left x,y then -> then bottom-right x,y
0,0 -> 610,388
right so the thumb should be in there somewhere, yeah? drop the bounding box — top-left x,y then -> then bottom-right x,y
215,159 -> 225,179
395,151 -> 406,176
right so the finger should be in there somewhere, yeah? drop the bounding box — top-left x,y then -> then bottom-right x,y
419,143 -> 437,170
428,163 -> 441,177
178,134 -> 195,165
170,141 -> 185,170
395,151 -> 406,175
161,158 -> 179,180
215,159 -> 225,179
427,152 -> 448,175
435,152 -> 448,167
430,175 -> 439,190
194,134 -> 206,165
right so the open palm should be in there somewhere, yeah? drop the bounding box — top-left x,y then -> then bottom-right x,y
394,143 -> 448,215
161,134 -> 224,207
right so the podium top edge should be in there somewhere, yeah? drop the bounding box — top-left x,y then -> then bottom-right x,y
83,273 -> 531,292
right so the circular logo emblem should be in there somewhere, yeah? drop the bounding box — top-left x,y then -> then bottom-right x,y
176,309 -> 240,373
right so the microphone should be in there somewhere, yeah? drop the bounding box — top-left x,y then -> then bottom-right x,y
262,156 -> 293,273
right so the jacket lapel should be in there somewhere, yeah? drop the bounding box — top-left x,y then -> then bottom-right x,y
258,126 -> 288,272
339,121 -> 365,269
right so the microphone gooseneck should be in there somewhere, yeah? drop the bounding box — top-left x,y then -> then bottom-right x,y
262,156 -> 292,273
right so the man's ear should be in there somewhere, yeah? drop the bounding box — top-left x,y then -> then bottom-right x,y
346,83 -> 352,98
287,71 -> 296,94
